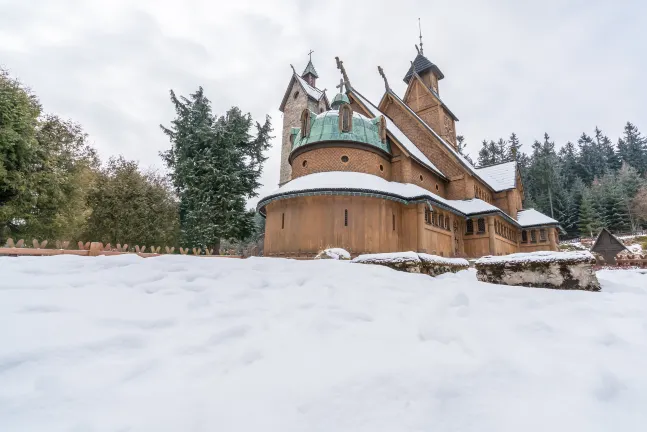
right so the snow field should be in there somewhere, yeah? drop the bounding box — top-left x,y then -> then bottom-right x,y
1,255 -> 646,431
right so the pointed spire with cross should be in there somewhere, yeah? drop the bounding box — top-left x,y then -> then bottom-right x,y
336,78 -> 345,94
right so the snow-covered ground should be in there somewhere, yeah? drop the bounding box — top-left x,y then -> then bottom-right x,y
1,255 -> 647,432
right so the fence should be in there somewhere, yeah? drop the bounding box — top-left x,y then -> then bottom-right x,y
594,254 -> 647,269
0,239 -> 244,258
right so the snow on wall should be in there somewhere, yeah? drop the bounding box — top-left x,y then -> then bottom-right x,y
476,251 -> 599,291
476,250 -> 595,265
352,252 -> 469,276
1,256 -> 647,431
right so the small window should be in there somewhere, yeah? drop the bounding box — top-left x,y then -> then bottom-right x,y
477,218 -> 486,233
281,213 -> 285,229
445,216 -> 450,230
339,104 -> 353,132
522,230 -> 528,243
392,214 -> 395,231
419,175 -> 424,182
379,164 -> 384,172
435,183 -> 439,191
319,108 -> 324,113
302,160 -> 307,168
300,109 -> 311,138
424,207 -> 431,224
466,219 -> 474,235
341,155 -> 349,163
540,229 -> 547,242
344,209 -> 348,227
531,230 -> 537,243
293,91 -> 299,99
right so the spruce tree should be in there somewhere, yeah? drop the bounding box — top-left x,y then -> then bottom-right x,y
496,138 -> 508,162
617,122 -> 647,175
558,141 -> 579,188
456,135 -> 474,165
477,140 -> 495,166
594,127 -> 621,172
578,189 -> 596,237
604,184 -> 629,232
161,87 -> 272,252
508,132 -> 522,160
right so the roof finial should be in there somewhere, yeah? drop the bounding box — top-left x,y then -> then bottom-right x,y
377,66 -> 390,91
335,56 -> 352,91
335,78 -> 345,94
290,64 -> 297,74
418,18 -> 424,55
308,49 -> 314,61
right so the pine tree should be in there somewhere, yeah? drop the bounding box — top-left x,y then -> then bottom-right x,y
577,132 -> 606,183
594,127 -> 621,172
477,140 -> 495,166
161,87 -> 272,252
508,132 -> 522,160
604,184 -> 629,232
558,141 -> 579,188
578,188 -> 596,237
456,135 -> 474,165
496,138 -> 508,162
617,122 -> 647,175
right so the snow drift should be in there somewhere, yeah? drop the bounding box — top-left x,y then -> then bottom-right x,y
1,255 -> 647,431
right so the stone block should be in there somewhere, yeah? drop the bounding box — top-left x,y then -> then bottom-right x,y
475,251 -> 600,291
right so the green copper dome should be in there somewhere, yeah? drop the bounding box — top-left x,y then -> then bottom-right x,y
290,109 -> 391,156
330,92 -> 350,109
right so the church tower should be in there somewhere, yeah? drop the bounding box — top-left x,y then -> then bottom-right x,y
278,55 -> 329,185
402,26 -> 459,148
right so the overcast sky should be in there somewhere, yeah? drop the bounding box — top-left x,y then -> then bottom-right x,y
2,0 -> 645,207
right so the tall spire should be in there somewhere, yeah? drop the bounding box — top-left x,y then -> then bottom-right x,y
301,50 -> 319,86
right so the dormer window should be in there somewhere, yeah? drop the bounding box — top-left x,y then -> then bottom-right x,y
300,109 -> 311,138
339,104 -> 352,133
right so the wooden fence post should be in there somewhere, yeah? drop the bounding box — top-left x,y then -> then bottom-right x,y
89,242 -> 102,256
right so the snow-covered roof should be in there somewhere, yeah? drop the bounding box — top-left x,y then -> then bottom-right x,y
475,250 -> 595,266
295,74 -> 325,101
350,90 -> 446,179
474,161 -> 517,191
516,209 -> 559,227
259,171 -> 522,223
383,91 -> 518,193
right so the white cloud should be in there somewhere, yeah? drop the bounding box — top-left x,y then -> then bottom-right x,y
2,0 -> 645,209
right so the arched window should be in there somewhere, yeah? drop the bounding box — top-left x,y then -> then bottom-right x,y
378,115 -> 387,143
445,216 -> 450,230
300,109 -> 311,138
339,104 -> 353,133
522,230 -> 528,243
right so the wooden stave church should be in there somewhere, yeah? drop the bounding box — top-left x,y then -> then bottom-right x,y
257,48 -> 560,258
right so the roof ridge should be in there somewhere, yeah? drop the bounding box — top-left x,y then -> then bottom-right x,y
475,160 -> 517,169
384,90 -> 517,192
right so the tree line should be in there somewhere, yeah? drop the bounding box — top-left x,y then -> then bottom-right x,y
462,123 -> 647,237
1,68 -> 269,251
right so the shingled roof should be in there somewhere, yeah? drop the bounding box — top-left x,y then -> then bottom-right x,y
302,60 -> 318,78
403,53 -> 445,84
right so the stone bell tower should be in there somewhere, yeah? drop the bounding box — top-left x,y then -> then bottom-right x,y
278,53 -> 329,185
